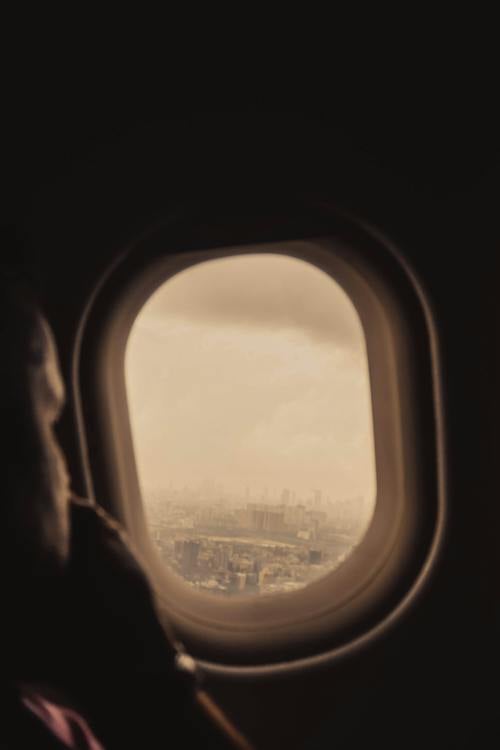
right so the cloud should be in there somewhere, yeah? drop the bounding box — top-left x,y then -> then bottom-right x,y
145,253 -> 364,349
126,313 -> 375,500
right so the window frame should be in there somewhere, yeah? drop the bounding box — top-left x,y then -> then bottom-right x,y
73,204 -> 445,668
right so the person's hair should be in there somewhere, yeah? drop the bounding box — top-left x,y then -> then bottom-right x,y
0,234 -> 48,509
0,269 -> 44,401
0,222 -> 40,339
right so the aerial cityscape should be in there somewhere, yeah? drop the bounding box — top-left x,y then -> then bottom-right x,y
128,254 -> 376,598
145,481 -> 373,596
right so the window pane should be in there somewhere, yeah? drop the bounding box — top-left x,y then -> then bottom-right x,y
126,253 -> 376,596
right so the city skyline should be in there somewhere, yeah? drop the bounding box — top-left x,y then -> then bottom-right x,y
141,478 -> 370,508
144,485 -> 371,597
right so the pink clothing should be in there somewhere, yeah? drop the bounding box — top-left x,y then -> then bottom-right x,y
21,691 -> 104,750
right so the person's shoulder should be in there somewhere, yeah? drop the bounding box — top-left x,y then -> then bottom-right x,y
70,495 -> 125,538
68,494 -> 151,595
67,494 -> 180,671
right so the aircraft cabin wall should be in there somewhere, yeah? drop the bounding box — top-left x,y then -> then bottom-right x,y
2,113 -> 498,748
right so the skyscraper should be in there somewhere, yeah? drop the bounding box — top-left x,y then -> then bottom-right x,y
182,540 -> 200,574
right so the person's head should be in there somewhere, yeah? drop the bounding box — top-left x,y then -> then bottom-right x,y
0,274 -> 71,597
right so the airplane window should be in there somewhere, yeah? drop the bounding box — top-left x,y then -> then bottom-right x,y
125,254 -> 376,597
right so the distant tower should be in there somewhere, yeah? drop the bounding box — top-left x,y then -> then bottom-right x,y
182,540 -> 200,574
314,489 -> 322,507
309,549 -> 322,565
281,488 -> 290,505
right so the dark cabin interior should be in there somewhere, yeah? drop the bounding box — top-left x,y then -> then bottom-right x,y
1,91 -> 498,749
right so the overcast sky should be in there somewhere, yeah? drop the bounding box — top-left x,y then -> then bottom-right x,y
125,253 -> 376,505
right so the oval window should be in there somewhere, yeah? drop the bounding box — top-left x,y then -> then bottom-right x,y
125,253 -> 376,596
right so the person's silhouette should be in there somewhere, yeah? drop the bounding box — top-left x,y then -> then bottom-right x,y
0,273 -> 251,749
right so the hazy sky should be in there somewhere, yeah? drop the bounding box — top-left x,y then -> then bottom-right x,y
125,252 -> 376,504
